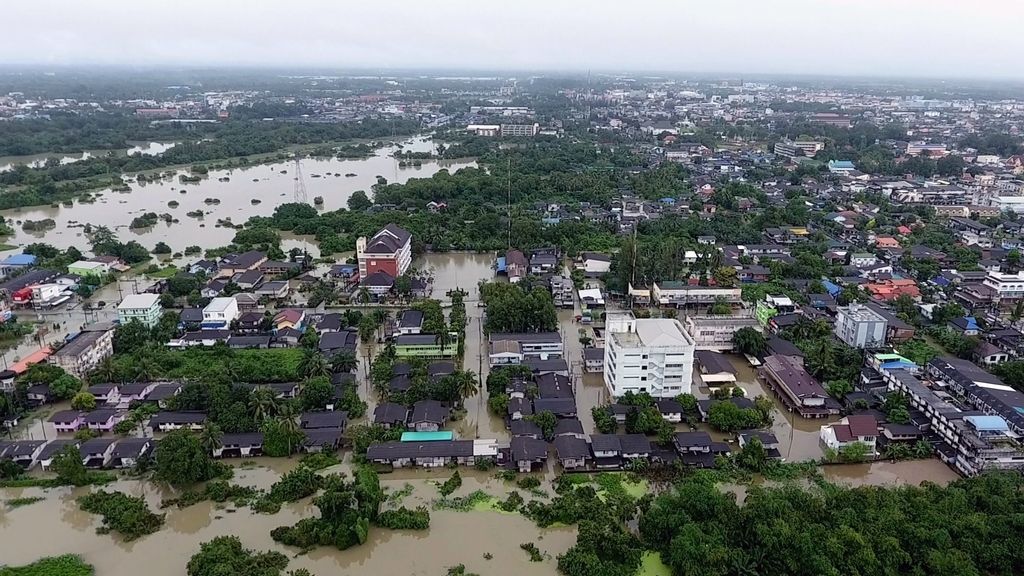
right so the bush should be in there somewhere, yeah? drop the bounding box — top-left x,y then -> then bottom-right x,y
376,506 -> 430,530
438,471 -> 463,497
516,476 -> 541,490
78,490 -> 164,540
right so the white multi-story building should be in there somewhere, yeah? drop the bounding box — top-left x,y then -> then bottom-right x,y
117,293 -> 163,328
604,313 -> 695,399
834,304 -> 888,349
202,297 -> 239,330
983,270 -> 1024,300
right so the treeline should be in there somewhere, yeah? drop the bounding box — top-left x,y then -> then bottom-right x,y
0,112 -> 207,156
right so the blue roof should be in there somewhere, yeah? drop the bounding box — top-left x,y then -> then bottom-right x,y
0,254 -> 36,266
931,276 -> 951,287
822,279 -> 842,297
881,360 -> 918,371
964,415 -> 1009,432
965,317 -> 979,331
660,197 -> 676,204
828,160 -> 856,169
495,257 -> 507,273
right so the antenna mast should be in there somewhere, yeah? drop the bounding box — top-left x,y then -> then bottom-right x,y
507,157 -> 512,249
293,156 -> 308,204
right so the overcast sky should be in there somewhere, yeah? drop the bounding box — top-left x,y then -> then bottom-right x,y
5,0 -> 1022,79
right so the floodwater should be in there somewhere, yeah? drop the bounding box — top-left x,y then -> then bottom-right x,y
0,141 -> 178,173
822,459 -> 961,487
0,463 -> 576,576
0,136 -> 475,255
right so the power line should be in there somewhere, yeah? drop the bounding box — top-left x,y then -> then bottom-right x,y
293,156 -> 308,204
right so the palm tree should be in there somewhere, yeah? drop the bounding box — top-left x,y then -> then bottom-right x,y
435,331 -> 454,357
199,422 -> 224,455
330,351 -> 358,374
299,350 -> 331,379
134,355 -> 160,383
455,371 -> 479,409
91,357 -> 120,384
357,287 -> 371,304
276,404 -> 301,456
248,387 -> 280,422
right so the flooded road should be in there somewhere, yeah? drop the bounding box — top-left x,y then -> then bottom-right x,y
0,136 -> 475,255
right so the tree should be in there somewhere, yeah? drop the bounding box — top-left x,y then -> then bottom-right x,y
732,327 -> 767,356
187,536 -> 289,576
331,351 -> 358,373
707,401 -> 765,432
153,242 -> 172,254
113,320 -> 152,354
453,371 -> 479,408
248,386 -> 281,422
39,371 -> 78,400
528,410 -> 557,441
592,406 -> 618,434
712,266 -> 738,288
155,429 -> 218,485
347,190 -> 372,211
52,444 -> 89,486
439,470 -> 463,497
300,376 -> 334,411
199,422 -> 224,455
358,314 -> 377,344
299,349 -> 331,379
70,391 -> 96,411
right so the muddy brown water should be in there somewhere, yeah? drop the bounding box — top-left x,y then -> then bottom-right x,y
0,463 -> 575,576
0,136 -> 475,256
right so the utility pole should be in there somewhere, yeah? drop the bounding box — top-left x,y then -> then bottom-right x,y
507,158 -> 512,249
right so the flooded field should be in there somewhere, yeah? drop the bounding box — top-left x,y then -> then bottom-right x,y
0,136 -> 475,255
0,463 -> 575,576
0,141 -> 178,173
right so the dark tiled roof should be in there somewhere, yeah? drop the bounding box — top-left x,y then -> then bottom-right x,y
366,440 -> 474,460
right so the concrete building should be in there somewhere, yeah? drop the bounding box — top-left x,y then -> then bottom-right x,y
604,312 -> 695,399
683,314 -> 761,351
202,297 -> 239,330
773,140 -> 824,159
117,293 -> 163,328
356,224 -> 412,280
834,304 -> 888,349
500,123 -> 540,137
67,260 -> 108,279
983,270 -> 1024,301
49,325 -> 115,378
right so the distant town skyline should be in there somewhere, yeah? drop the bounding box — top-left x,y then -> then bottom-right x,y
6,0 -> 1024,80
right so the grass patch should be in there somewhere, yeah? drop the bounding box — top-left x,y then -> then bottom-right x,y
386,482 -> 415,506
433,490 -> 494,512
0,555 -> 94,576
0,243 -> 18,252
145,265 -> 179,279
637,551 -> 671,576
0,471 -> 115,489
5,496 -> 44,508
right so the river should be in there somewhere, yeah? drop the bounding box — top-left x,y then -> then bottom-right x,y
0,136 -> 476,256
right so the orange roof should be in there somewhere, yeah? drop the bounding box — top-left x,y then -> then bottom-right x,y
11,347 -> 52,374
875,236 -> 900,248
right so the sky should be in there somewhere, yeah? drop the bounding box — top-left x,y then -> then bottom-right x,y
5,0 -> 1024,79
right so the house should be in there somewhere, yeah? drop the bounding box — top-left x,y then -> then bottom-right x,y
255,280 -> 290,300
117,293 -> 163,328
529,252 -> 557,275
553,435 -> 590,470
656,399 -> 684,423
509,436 -> 548,472
49,326 -> 115,378
79,437 -> 117,468
395,334 -> 458,359
738,430 -> 782,458
260,260 -> 301,276
3,440 -> 46,469
273,309 -> 306,331
87,383 -> 120,404
488,332 -> 563,364
579,252 -> 611,277
820,414 -> 879,457
505,250 -> 528,283
365,440 -> 478,469
319,330 -> 358,356
234,292 -> 260,312
536,373 -> 573,398
0,253 -> 37,278
84,409 -> 125,432
109,438 -> 151,468
694,350 -> 737,388
396,310 -> 424,335
179,308 -> 204,330
302,428 -> 345,453
49,410 -> 84,433
202,297 -> 239,329
947,317 -> 980,337
554,418 -> 586,438
218,250 -> 268,278
145,383 -> 182,408
533,397 -> 577,418
510,419 -> 543,438
590,434 -> 625,468
235,311 -> 265,333
37,439 -> 81,471
760,354 -> 838,418
243,382 -> 299,399
314,313 -> 345,333
507,397 -> 533,421
488,339 -> 523,365
67,260 -> 109,279
362,271 -> 395,296
117,382 -> 158,405
214,433 -> 264,458
357,224 -> 412,279
227,335 -> 271,349
373,403 -> 409,428
201,278 -> 228,298
300,411 -> 349,431
409,400 -> 449,432
149,411 -> 207,432
583,347 -> 604,373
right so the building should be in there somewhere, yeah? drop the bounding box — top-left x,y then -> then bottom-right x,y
983,270 -> 1024,301
505,250 -> 528,283
760,354 -> 836,418
218,251 -> 268,278
202,297 -> 239,330
117,293 -> 163,328
834,304 -> 887,349
394,334 -> 458,359
466,124 -> 500,137
905,142 -> 948,156
356,224 -> 412,280
500,123 -> 540,137
827,160 -> 856,173
579,252 -> 611,276
820,415 -> 879,457
67,260 -> 108,279
683,314 -> 761,352
604,312 -> 695,399
49,325 -> 114,378
773,140 -> 824,159
652,282 -> 742,308
488,332 -> 563,365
